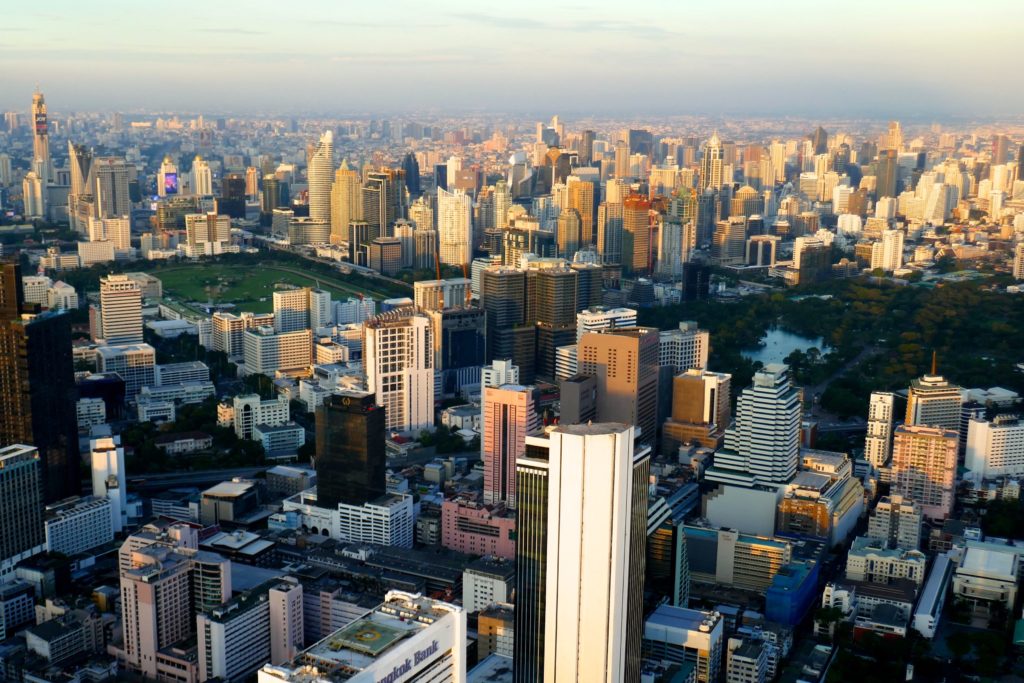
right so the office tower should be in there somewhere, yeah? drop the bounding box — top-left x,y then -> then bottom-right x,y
891,425 -> 958,521
409,195 -> 433,231
481,267 -> 535,382
991,134 -> 1009,164
622,194 -> 651,275
864,392 -> 896,469
567,176 -> 595,246
431,306 -> 486,397
157,155 -> 178,197
94,157 -> 132,218
414,278 -> 471,312
85,215 -> 130,250
578,327 -> 660,446
308,131 -> 334,223
261,174 -> 287,216
315,392 -> 386,509
708,364 -> 801,486
0,445 -> 45,578
363,307 -> 434,433
482,384 -> 538,508
401,151 -> 421,196
330,159 -> 362,245
882,120 -> 903,151
1,264 -> 79,503
183,211 -> 229,249
0,153 -> 11,186
90,437 -> 126,533
493,178 -> 511,229
712,217 -> 747,265
597,201 -> 624,264
191,155 -> 213,196
662,369 -> 732,454
67,141 -> 93,197
438,187 -> 472,268
244,165 -> 259,198
875,149 -> 899,198
701,131 -> 725,191
866,495 -> 922,550
811,126 -> 829,155
517,424 -> 650,683
99,274 -> 143,344
31,90 -> 51,183
218,172 -> 247,218
527,265 -> 578,380
557,208 -> 582,259
906,371 -> 962,431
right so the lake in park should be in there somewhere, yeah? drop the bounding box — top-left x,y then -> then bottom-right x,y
742,328 -> 831,366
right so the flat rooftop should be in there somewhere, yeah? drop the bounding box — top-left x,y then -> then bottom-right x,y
960,546 -> 1018,579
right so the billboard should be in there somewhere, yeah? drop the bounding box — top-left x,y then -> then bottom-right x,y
163,172 -> 178,196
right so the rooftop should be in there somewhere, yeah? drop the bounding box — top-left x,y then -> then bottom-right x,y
959,546 -> 1018,580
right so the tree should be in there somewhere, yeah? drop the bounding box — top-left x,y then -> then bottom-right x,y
945,631 -> 971,663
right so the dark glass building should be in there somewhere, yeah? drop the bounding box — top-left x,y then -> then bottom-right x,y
513,440 -> 550,683
0,263 -> 79,503
314,392 -> 386,509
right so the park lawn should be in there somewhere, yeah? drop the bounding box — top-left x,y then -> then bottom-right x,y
156,264 -> 391,313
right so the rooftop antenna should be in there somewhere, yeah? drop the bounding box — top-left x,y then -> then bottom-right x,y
931,350 -> 937,375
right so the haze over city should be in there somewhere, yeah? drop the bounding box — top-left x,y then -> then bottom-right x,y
4,0 -> 1024,116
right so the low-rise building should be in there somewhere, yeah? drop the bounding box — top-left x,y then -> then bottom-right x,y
153,431 -> 213,455
845,535 -> 926,586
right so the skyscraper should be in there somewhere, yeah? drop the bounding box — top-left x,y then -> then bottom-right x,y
516,423 -> 650,683
94,157 -> 132,219
191,155 -> 213,196
481,266 -> 535,381
875,149 -> 899,198
438,187 -> 473,268
330,159 -> 362,246
99,274 -> 143,344
905,370 -> 962,431
661,369 -> 732,454
622,194 -> 651,275
0,445 -> 45,578
315,392 -> 386,509
30,90 -> 51,183
157,156 -> 178,197
0,263 -> 79,503
567,176 -> 595,246
527,264 -> 578,380
308,131 -> 334,223
363,307 -> 434,433
707,364 -> 801,486
700,131 -> 725,191
864,391 -> 896,469
578,327 -> 660,447
482,384 -> 538,509
401,152 -> 421,197
891,425 -> 958,522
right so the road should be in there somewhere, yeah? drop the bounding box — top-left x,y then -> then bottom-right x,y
805,344 -> 881,423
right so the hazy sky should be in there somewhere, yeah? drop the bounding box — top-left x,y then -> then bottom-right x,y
3,0 -> 1022,117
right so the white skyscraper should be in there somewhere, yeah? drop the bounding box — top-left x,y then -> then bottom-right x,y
865,391 -> 896,469
308,131 -> 334,223
438,187 -> 472,268
91,437 -> 127,533
539,423 -> 650,682
363,307 -> 434,433
273,288 -> 311,333
94,157 -> 132,219
191,155 -> 213,196
701,131 -> 725,191
870,229 -> 904,272
157,156 -> 178,197
99,274 -> 143,344
709,364 -> 801,486
21,172 -> 45,217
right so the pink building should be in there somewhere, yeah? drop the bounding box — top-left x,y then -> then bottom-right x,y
892,424 -> 959,521
482,384 -> 538,508
440,498 -> 516,560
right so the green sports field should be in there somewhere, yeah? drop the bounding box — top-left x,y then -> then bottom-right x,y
155,264 -> 398,313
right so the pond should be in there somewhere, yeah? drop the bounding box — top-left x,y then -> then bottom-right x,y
742,328 -> 831,366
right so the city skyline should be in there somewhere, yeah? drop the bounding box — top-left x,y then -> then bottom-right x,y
4,0 -> 1024,116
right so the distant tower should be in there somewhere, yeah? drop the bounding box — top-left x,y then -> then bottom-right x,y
31,90 -> 52,183
438,187 -> 472,268
330,159 -> 362,246
307,131 -> 334,223
701,131 -> 725,191
191,156 -> 213,196
157,156 -> 178,197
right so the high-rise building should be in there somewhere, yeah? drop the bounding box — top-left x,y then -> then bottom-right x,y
330,159 -> 362,246
597,201 -> 623,264
865,392 -> 896,469
556,208 -> 582,259
191,155 -> 213,196
875,149 -> 899,198
273,287 -> 312,333
414,278 -> 471,312
527,264 -> 577,380
662,369 -> 731,454
906,372 -> 962,431
642,605 -> 724,683
363,307 -> 434,433
870,229 -> 904,272
891,425 -> 958,521
481,267 -> 535,382
576,307 -> 637,342
438,187 -> 472,268
90,436 -> 127,533
0,445 -> 45,579
88,216 -> 131,250
865,494 -> 922,550
482,384 -> 538,509
578,327 -> 660,447
315,391 -> 386,510
658,321 -> 710,373
99,274 -> 143,344
707,364 -> 801,486
308,131 -> 334,223
622,194 -> 652,275
94,157 -> 132,219
31,90 -> 51,183
567,176 -> 595,246
964,415 -> 1024,480
184,211 -> 230,249
157,155 -> 178,197
0,264 -> 79,503
1014,243 -> 1024,281
701,132 -> 725,191
21,172 -> 45,218
516,424 -> 650,683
